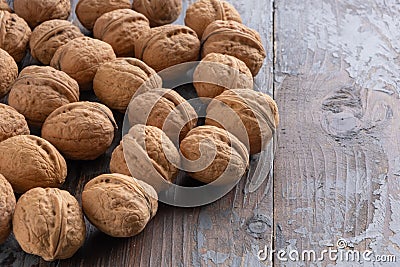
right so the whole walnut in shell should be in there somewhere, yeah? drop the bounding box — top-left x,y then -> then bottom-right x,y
41,102 -> 117,160
93,9 -> 150,57
135,25 -> 200,72
185,0 -> 242,39
8,66 -> 80,127
13,188 -> 86,261
0,11 -> 31,62
76,0 -> 131,31
0,135 -> 67,193
0,104 -> 30,142
193,53 -> 253,99
30,20 -> 84,65
202,20 -> 266,76
110,142 -> 130,176
180,125 -> 249,184
0,0 -> 11,12
206,89 -> 279,155
14,0 -> 71,28
0,174 -> 15,244
93,58 -> 162,112
133,0 -> 182,27
82,173 -> 157,237
0,48 -> 18,98
51,37 -> 116,90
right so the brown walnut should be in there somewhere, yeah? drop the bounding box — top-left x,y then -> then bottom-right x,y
133,0 -> 182,27
0,174 -> 15,244
0,0 -> 11,12
0,48 -> 18,98
0,104 -> 30,142
110,142 -> 130,176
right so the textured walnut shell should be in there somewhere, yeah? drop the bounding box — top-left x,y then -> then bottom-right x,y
8,66 -> 80,128
93,9 -> 150,57
185,0 -> 242,39
206,89 -> 279,155
30,20 -> 84,65
0,135 -> 67,193
0,11 -> 31,62
128,88 -> 198,143
110,142 -> 130,176
0,48 -> 18,98
133,0 -> 182,27
0,174 -> 15,244
41,101 -> 117,160
180,125 -> 249,184
135,25 -> 200,72
201,20 -> 266,76
76,0 -> 131,31
82,173 -> 157,237
193,53 -> 253,99
13,188 -> 86,261
50,37 -> 116,90
93,58 -> 161,112
0,0 -> 11,12
14,0 -> 71,28
0,104 -> 29,142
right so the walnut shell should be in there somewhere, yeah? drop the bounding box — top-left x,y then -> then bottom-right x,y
14,0 -> 71,28
0,0 -> 11,12
76,0 -> 131,31
0,48 -> 18,98
8,66 -> 80,128
193,53 -> 253,99
110,142 -> 130,176
0,11 -> 31,62
50,37 -> 116,90
180,125 -> 249,184
93,58 -> 162,112
41,101 -> 117,160
201,20 -> 266,76
133,0 -> 182,27
206,89 -> 279,155
13,188 -> 86,261
0,174 -> 15,244
0,135 -> 67,193
30,19 -> 84,65
185,0 -> 242,39
93,9 -> 150,57
0,104 -> 30,142
135,25 -> 200,72
82,173 -> 157,237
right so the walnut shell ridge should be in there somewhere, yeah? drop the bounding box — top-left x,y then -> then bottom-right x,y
133,0 -> 182,27
13,188 -> 86,261
82,173 -> 158,237
0,174 -> 15,244
0,135 -> 67,193
8,66 -> 80,128
41,101 -> 117,160
0,0 -> 11,12
0,104 -> 30,142
0,48 -> 18,98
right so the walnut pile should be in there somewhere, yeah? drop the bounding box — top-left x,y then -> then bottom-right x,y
0,135 -> 67,193
82,173 -> 157,237
0,104 -> 29,142
41,101 -> 117,160
8,66 -> 80,127
0,174 -> 15,245
133,0 -> 182,27
13,188 -> 86,261
0,48 -> 18,98
0,0 -> 11,12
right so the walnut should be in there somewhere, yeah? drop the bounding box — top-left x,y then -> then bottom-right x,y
76,0 -> 131,31
205,89 -> 279,155
135,25 -> 200,72
13,0 -> 71,28
201,20 -> 266,76
110,142 -> 130,176
0,174 -> 15,244
13,188 -> 86,261
93,9 -> 150,57
185,0 -> 242,39
8,66 -> 80,128
0,0 -> 11,12
41,101 -> 117,160
133,0 -> 182,27
0,104 -> 30,142
93,58 -> 162,112
193,53 -> 253,99
0,11 -> 31,62
0,135 -> 67,193
180,125 -> 249,184
30,19 -> 84,65
50,37 -> 116,90
0,48 -> 18,98
82,173 -> 157,237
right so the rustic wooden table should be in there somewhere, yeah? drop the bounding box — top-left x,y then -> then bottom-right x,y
1,0 -> 400,266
